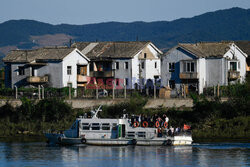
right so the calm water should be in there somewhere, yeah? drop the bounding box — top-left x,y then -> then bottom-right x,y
0,142 -> 249,167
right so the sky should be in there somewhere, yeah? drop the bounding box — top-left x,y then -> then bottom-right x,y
0,0 -> 250,25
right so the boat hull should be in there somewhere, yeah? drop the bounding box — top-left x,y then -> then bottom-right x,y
45,133 -> 192,146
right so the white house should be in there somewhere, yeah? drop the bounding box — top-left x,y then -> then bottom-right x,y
72,41 -> 162,89
3,46 -> 90,89
161,42 -> 247,94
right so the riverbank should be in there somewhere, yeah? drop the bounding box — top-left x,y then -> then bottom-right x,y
0,79 -> 249,141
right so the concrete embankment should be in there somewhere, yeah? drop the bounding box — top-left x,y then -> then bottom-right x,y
65,98 -> 193,109
0,98 -> 194,109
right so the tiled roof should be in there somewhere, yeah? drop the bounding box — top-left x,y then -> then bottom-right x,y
3,46 -> 75,63
235,41 -> 250,56
72,41 -> 151,59
178,42 -> 233,58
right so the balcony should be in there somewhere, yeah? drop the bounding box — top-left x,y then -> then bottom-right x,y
90,71 -> 114,78
77,75 -> 88,82
27,76 -> 49,83
228,71 -> 240,80
179,72 -> 198,79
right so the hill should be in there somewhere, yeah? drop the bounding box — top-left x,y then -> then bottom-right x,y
0,7 -> 249,67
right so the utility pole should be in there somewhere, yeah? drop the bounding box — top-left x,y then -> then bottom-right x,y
96,84 -> 98,99
15,86 -> 18,99
112,80 -> 115,99
38,85 -> 41,100
69,84 -> 71,100
154,82 -> 156,99
124,78 -> 126,99
41,85 -> 45,99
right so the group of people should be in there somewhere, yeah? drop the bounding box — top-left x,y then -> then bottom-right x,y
130,114 -> 169,128
129,114 -> 191,137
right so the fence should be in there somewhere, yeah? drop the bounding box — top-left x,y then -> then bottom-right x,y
3,84 -> 238,100
0,86 -> 161,100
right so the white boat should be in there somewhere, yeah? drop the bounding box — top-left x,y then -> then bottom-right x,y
45,106 -> 192,146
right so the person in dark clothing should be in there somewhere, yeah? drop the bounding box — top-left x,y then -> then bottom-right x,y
131,115 -> 135,126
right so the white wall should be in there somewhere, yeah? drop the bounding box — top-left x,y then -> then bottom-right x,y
224,44 -> 247,83
131,44 -> 161,88
62,49 -> 89,88
131,54 -> 140,88
197,58 -> 206,94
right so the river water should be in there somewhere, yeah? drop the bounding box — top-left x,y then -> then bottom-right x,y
0,142 -> 249,167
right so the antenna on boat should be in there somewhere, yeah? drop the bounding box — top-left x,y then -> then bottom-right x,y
93,105 -> 102,118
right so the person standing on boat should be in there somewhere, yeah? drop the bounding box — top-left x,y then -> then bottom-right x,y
153,114 -> 158,127
170,126 -> 174,137
131,115 -> 135,127
138,114 -> 141,127
162,114 -> 169,123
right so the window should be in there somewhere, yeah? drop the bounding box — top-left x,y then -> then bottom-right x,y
116,62 -> 119,70
155,62 -> 157,68
77,66 -> 87,75
141,62 -> 144,69
102,123 -> 110,130
82,123 -> 90,130
127,131 -> 135,138
91,123 -> 100,130
169,63 -> 175,72
169,80 -> 175,89
18,66 -> 25,75
144,53 -> 147,59
137,131 -> 146,138
186,62 -> 195,72
125,62 -> 128,69
67,66 -> 72,75
230,62 -> 237,71
116,79 -> 119,86
125,78 -> 129,86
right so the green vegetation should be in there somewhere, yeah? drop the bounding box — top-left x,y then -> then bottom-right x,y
0,98 -> 77,137
99,77 -> 250,141
0,77 -> 249,142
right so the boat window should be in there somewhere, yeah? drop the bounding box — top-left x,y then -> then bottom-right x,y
91,123 -> 100,130
102,123 -> 110,130
137,132 -> 146,138
127,131 -> 135,138
82,123 -> 90,130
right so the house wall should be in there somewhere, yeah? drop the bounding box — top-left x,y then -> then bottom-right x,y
161,47 -> 196,90
62,49 -> 89,88
223,44 -> 247,82
36,61 -> 63,88
129,43 -> 161,89
198,58 -> 206,94
4,64 -> 11,88
10,63 -> 30,88
143,45 -> 161,80
131,54 -> 140,88
205,58 -> 227,88
113,58 -> 132,87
